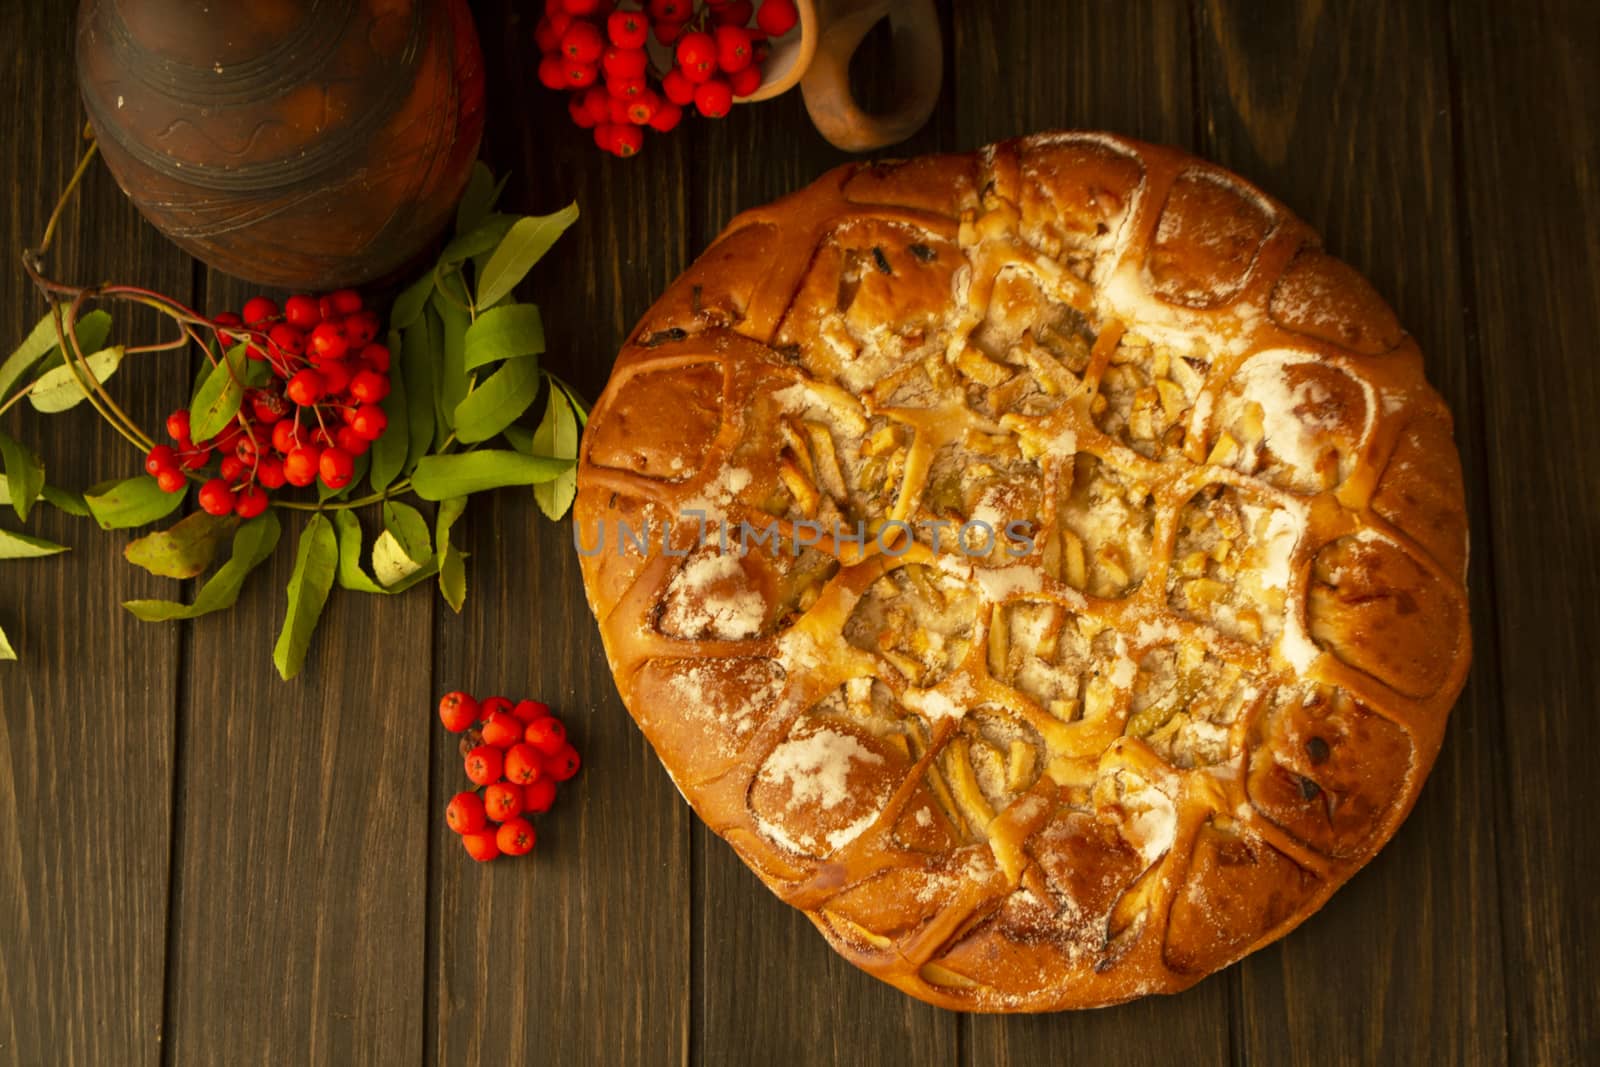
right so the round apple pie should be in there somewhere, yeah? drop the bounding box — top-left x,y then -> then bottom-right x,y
574,132 -> 1470,1011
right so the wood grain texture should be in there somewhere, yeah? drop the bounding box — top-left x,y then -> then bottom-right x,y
951,2 -> 1233,1064
1194,0 -> 1511,1061
425,5 -> 690,1065
1449,1 -> 1600,1062
0,0 -> 1596,1060
158,282 -> 435,1067
0,5 -> 188,1064
683,49 -> 966,1064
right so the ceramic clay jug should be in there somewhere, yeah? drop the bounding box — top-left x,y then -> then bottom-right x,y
76,0 -> 485,290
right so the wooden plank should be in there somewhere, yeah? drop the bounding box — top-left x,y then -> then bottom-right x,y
159,285 -> 434,1064
1193,0 -> 1509,1061
1449,1 -> 1600,1062
952,2 -> 1233,1062
426,4 -> 691,1064
684,48 -> 966,1062
0,5 -> 188,1064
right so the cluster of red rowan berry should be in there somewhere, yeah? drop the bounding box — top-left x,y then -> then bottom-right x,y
439,691 -> 583,862
534,0 -> 800,157
142,290 -> 393,516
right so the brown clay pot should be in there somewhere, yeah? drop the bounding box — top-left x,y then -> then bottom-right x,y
76,0 -> 485,290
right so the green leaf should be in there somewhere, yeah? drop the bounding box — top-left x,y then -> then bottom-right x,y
381,500 -> 433,565
531,383 -> 581,520
474,203 -> 580,311
411,450 -> 574,500
332,509 -> 437,594
452,357 -> 541,444
0,622 -> 14,661
401,318 -> 441,468
189,343 -> 249,444
553,378 -> 591,426
84,475 -> 186,530
455,162 -> 507,236
1,309 -> 112,403
436,496 -> 467,613
432,288 -> 472,428
463,304 -> 544,371
0,309 -> 62,403
123,512 -> 238,579
391,272 -> 435,331
2,476 -> 90,518
442,213 -> 516,265
272,513 -> 338,680
27,345 -> 124,413
123,512 -> 280,622
41,484 -> 89,517
332,510 -> 386,594
372,529 -> 428,587
0,431 -> 45,522
0,528 -> 69,559
368,329 -> 410,494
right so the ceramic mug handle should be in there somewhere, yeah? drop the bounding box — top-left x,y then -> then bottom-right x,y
799,0 -> 943,152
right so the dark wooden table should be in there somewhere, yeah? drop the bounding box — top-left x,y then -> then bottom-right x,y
3,1 -> 1597,1063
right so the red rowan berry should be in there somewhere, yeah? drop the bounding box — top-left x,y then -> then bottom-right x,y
145,444 -> 177,477
627,89 -> 660,124
178,446 -> 212,471
317,359 -> 353,397
156,469 -> 187,494
561,19 -> 604,63
484,781 -> 524,822
757,0 -> 798,36
729,64 -> 762,98
512,699 -> 549,723
695,78 -> 734,118
198,478 -> 236,516
607,9 -> 648,48
602,45 -> 648,80
285,369 -> 325,406
523,716 -> 569,755
676,32 -> 717,81
480,696 -> 515,719
358,342 -> 391,373
235,485 -> 270,519
334,425 -> 371,457
439,691 -> 479,733
241,296 -> 278,326
464,745 -> 504,786
343,310 -> 380,348
256,455 -> 287,489
661,68 -> 696,105
538,53 -> 567,89
318,447 -> 355,489
284,294 -> 321,330
504,743 -> 544,786
447,790 -> 488,834
350,369 -> 390,404
328,289 -> 363,315
544,743 -> 582,782
462,828 -> 500,862
220,454 -> 246,483
165,409 -> 191,442
284,445 -> 321,487
522,777 -> 558,814
350,405 -> 388,441
308,321 -> 348,362
715,25 -> 753,71
481,712 -> 523,749
267,323 -> 306,358
714,0 -> 754,26
271,418 -> 300,455
563,59 -> 599,87
495,818 -> 536,856
611,124 -> 644,157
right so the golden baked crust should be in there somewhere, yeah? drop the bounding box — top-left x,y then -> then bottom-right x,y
575,132 -> 1471,1011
